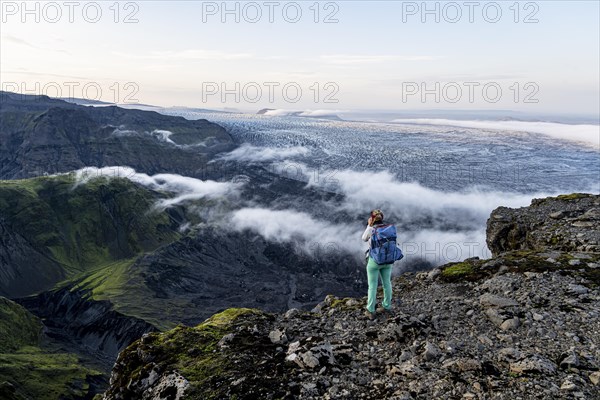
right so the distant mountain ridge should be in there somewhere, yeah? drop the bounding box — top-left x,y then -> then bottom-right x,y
0,91 -> 235,179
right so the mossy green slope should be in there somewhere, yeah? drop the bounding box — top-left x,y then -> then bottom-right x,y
0,173 -> 181,297
0,297 -> 42,352
65,257 -> 179,330
105,308 -> 279,400
0,297 -> 102,400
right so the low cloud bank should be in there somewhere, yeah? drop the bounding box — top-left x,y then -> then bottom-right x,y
230,207 -> 363,256
261,109 -> 344,119
229,205 -> 493,267
300,168 -> 563,265
73,166 -> 242,208
111,128 -> 180,146
325,170 -> 552,222
215,143 -> 310,162
391,119 -> 600,147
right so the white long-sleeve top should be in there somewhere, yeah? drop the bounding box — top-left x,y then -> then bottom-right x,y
362,225 -> 374,250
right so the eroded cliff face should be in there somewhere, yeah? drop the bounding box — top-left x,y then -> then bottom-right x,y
487,193 -> 600,256
101,194 -> 600,400
18,288 -> 157,367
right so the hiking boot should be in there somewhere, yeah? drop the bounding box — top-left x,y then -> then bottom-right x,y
377,305 -> 393,314
364,310 -> 376,320
382,308 -> 393,318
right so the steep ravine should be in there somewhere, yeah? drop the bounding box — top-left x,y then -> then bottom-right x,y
0,296 -> 104,400
17,287 -> 157,369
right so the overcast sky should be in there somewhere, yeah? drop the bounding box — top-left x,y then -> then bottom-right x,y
1,1 -> 599,115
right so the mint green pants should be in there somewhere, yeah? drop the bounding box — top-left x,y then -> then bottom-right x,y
366,257 -> 392,313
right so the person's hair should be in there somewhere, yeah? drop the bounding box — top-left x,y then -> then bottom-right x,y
371,209 -> 384,223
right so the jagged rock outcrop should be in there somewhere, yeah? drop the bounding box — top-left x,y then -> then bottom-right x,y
101,194 -> 600,399
487,193 -> 600,256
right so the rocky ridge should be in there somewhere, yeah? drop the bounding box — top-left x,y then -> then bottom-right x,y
101,194 -> 600,399
487,193 -> 600,255
0,91 -> 234,179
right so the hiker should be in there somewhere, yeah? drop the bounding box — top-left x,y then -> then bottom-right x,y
362,209 -> 403,320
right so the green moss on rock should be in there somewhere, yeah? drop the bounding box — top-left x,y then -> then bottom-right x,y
198,308 -> 263,330
0,297 -> 101,399
0,347 -> 102,400
439,260 -> 487,282
556,193 -> 592,201
442,262 -> 474,277
106,308 -> 279,399
0,297 -> 42,352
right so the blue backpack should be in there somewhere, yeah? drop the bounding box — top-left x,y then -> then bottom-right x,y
369,224 -> 404,265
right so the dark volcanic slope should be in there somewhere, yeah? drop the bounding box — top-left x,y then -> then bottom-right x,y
130,226 -> 363,327
0,91 -> 234,179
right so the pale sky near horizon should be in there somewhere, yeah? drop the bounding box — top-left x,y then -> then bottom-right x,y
1,1 -> 599,115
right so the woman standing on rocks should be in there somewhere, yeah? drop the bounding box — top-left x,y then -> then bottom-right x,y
362,209 -> 394,320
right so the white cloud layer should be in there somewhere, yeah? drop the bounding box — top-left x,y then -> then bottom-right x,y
391,119 -> 600,147
73,166 -> 242,208
216,143 -> 310,162
261,109 -> 345,117
321,54 -> 439,64
230,207 -> 363,255
301,168 -> 564,265
322,169 -> 552,221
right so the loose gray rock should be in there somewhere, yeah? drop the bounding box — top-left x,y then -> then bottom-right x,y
422,342 -> 441,361
398,361 -> 424,378
589,371 -> 600,386
500,317 -> 520,331
480,293 -> 519,308
269,329 -> 288,344
510,356 -> 557,375
567,284 -> 589,295
485,308 -> 506,327
560,352 -> 580,370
